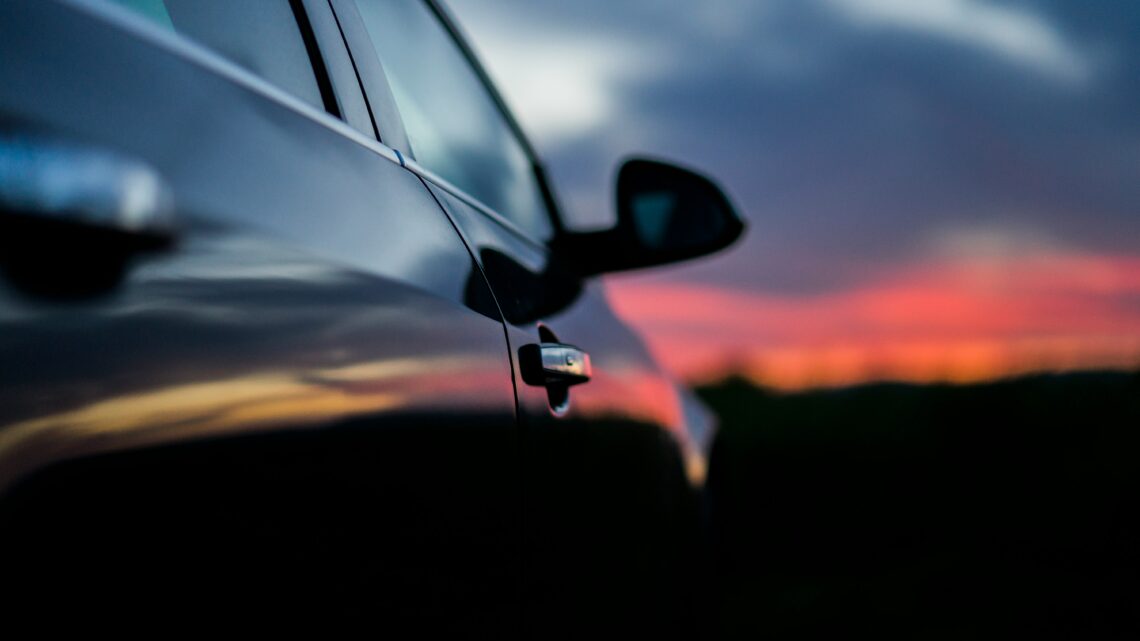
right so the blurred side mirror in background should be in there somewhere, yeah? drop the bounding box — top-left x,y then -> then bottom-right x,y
0,136 -> 176,299
555,158 -> 745,276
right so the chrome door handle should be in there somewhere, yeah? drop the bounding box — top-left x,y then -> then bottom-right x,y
0,136 -> 177,298
0,136 -> 175,240
519,342 -> 592,388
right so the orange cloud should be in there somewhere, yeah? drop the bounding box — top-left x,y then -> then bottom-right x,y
606,252 -> 1140,389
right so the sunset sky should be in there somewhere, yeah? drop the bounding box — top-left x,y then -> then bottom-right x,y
450,0 -> 1140,388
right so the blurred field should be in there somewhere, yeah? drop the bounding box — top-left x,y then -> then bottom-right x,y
699,370 -> 1140,639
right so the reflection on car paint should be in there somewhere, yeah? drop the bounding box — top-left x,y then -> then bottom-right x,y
0,230 -> 515,492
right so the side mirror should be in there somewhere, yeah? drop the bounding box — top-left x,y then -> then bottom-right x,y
0,136 -> 176,299
555,158 -> 745,276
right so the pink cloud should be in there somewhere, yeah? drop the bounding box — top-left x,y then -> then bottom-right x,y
606,252 -> 1140,388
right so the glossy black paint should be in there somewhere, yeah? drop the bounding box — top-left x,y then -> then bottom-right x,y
0,0 -> 734,635
1,0 -> 517,632
423,180 -> 709,636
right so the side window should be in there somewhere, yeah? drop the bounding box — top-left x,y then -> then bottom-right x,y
353,0 -> 553,241
105,0 -> 327,113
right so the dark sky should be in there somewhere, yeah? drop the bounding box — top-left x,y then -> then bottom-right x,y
449,0 -> 1140,386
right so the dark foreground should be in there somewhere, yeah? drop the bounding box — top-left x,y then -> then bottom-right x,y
700,370 -> 1140,639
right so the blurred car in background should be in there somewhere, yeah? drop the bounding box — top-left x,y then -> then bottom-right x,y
0,0 -> 743,635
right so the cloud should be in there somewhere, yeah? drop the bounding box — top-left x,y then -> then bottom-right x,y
823,0 -> 1095,83
448,0 -> 1140,384
448,3 -> 665,142
606,252 -> 1140,386
482,38 -> 658,142
921,219 -> 1057,257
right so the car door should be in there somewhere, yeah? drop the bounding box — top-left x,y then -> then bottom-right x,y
0,0 -> 520,633
336,1 -> 708,636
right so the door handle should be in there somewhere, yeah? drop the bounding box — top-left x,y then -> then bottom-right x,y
519,342 -> 592,388
0,136 -> 175,240
0,136 -> 177,298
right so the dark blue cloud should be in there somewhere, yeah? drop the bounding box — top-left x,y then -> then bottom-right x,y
449,0 -> 1140,294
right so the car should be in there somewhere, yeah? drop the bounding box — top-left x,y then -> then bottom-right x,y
0,0 -> 744,635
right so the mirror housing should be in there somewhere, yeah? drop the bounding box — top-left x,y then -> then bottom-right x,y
554,158 -> 745,276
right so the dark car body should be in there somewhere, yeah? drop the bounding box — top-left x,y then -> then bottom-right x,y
0,0 -> 741,635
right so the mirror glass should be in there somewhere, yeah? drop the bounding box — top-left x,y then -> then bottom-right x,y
555,158 -> 743,277
618,159 -> 736,253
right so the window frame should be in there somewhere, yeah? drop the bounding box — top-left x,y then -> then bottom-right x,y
330,0 -> 567,243
84,0 -> 375,139
295,0 -> 377,138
